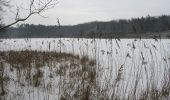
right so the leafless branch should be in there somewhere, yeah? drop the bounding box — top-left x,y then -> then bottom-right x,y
0,0 -> 58,30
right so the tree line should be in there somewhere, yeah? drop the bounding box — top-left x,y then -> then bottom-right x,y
1,15 -> 170,38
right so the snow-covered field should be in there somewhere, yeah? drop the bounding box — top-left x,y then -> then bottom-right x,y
0,38 -> 170,100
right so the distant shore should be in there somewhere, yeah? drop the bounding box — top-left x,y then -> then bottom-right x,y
0,31 -> 170,39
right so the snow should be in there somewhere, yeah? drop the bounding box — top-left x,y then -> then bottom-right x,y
0,38 -> 170,99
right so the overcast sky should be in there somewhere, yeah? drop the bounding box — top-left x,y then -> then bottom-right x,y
4,0 -> 170,26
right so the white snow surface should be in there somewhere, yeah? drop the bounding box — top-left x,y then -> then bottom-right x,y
0,38 -> 170,100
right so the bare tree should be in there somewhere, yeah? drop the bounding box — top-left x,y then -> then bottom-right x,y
0,0 -> 58,30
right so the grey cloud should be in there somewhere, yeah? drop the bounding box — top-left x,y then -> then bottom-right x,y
4,0 -> 170,25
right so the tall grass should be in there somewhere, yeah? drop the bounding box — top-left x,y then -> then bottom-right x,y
0,38 -> 169,100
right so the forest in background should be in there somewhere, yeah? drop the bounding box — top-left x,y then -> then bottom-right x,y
0,15 -> 170,38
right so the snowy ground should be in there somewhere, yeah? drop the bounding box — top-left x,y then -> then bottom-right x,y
0,38 -> 170,100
